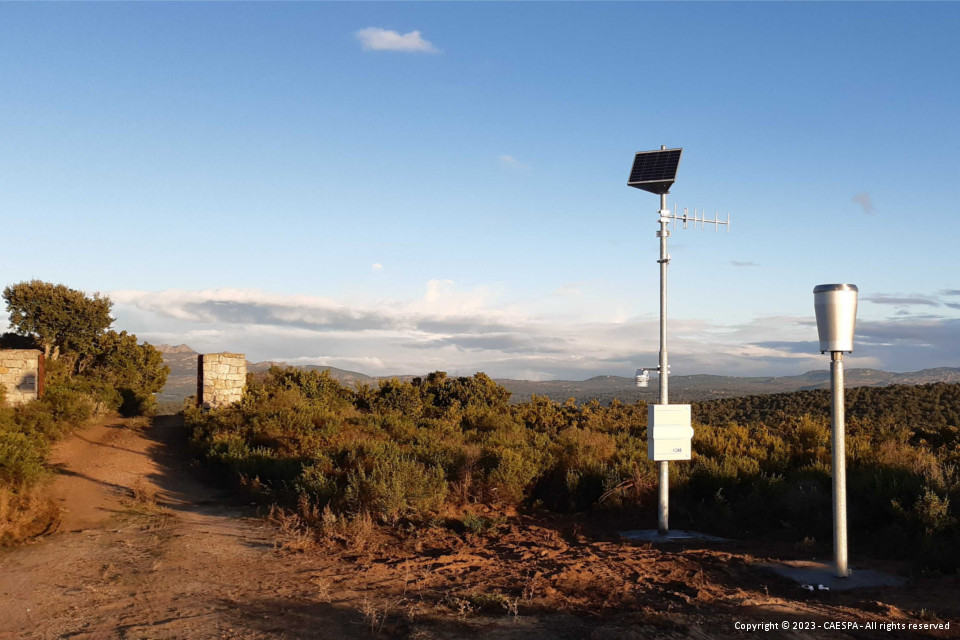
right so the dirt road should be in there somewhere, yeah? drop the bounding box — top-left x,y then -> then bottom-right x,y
0,418 -> 636,639
1,417 -> 956,639
0,417 -> 370,639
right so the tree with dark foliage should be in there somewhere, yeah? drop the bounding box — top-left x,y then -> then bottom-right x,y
3,280 -> 112,361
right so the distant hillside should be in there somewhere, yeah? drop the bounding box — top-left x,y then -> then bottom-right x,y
691,381 -> 960,431
497,367 -> 960,404
155,344 -> 960,409
246,361 -> 374,387
155,345 -> 201,410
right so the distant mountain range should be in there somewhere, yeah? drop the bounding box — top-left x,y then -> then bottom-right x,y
155,344 -> 960,410
497,367 -> 960,404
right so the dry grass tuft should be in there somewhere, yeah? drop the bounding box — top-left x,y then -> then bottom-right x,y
0,485 -> 60,545
359,597 -> 392,635
310,574 -> 332,603
124,416 -> 152,432
123,479 -> 169,517
131,479 -> 158,505
269,504 -> 317,553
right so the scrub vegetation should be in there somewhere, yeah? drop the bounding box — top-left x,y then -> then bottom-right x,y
0,280 -> 169,544
185,367 -> 960,573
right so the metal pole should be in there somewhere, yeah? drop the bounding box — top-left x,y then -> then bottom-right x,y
657,190 -> 670,535
831,351 -> 849,577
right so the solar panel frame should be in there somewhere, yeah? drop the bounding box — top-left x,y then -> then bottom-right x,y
627,148 -> 683,194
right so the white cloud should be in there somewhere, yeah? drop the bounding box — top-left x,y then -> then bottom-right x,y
108,284 -> 809,379
355,27 -> 439,53
109,284 -> 960,380
499,154 -> 530,170
371,263 -> 383,271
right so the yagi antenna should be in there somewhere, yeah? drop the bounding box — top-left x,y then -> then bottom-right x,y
669,205 -> 731,232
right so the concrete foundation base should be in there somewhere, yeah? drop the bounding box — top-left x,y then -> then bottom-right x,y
620,529 -> 726,543
760,560 -> 905,591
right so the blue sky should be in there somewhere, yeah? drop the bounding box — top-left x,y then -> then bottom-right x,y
3,2 -> 960,379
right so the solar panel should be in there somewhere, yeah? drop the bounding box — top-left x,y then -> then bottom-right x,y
627,148 -> 683,194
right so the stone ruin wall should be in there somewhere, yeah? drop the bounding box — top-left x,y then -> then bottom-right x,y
198,353 -> 246,409
0,349 -> 43,406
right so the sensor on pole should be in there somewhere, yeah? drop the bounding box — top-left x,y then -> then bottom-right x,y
813,283 -> 859,578
635,368 -> 650,388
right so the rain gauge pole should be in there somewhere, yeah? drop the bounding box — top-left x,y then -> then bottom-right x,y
657,190 -> 670,534
830,350 -> 848,577
813,283 -> 859,578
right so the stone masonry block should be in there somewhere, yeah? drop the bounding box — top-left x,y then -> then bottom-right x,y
198,352 -> 246,409
0,349 -> 42,407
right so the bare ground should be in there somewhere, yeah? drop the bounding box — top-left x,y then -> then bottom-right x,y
0,416 -> 957,639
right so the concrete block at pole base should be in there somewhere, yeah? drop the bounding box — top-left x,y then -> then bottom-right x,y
647,404 -> 693,461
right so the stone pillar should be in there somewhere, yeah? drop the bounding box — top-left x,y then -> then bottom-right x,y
0,349 -> 43,406
198,353 -> 246,409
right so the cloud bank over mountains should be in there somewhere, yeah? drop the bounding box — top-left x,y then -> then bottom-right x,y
109,283 -> 960,380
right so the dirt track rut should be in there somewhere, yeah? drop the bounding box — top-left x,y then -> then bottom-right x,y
0,417 -> 367,639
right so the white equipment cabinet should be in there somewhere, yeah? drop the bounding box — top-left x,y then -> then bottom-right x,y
647,404 -> 693,461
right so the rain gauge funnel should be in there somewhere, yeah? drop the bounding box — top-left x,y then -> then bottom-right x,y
814,284 -> 858,353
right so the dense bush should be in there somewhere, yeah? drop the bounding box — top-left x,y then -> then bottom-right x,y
0,369 -> 98,487
1,280 -> 170,543
82,330 -> 168,416
0,370 -> 100,544
186,367 -> 960,572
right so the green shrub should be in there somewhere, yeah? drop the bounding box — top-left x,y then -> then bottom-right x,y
344,455 -> 447,523
184,367 -> 960,572
39,387 -> 94,426
296,462 -> 340,508
461,512 -> 503,535
485,447 -> 542,506
0,431 -> 48,487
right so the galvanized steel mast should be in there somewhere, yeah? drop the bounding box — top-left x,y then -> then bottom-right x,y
831,351 -> 849,577
658,187 -> 670,534
628,144 -> 729,537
